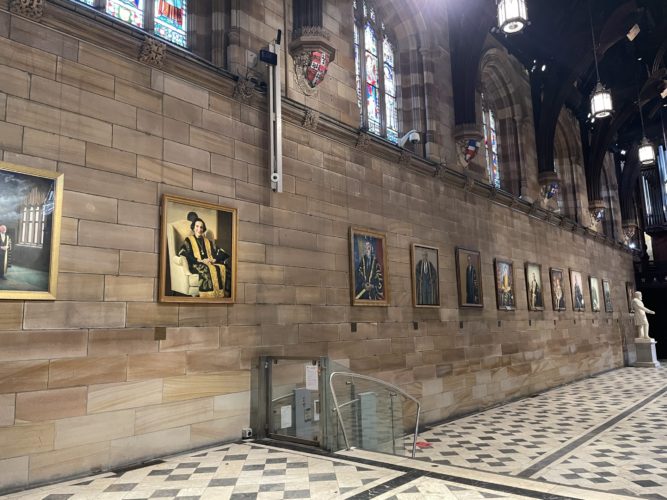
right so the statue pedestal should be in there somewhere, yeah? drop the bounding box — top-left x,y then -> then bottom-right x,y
633,338 -> 660,367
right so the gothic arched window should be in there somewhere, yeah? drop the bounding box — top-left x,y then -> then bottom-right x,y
75,0 -> 188,48
353,0 -> 399,144
481,94 -> 501,188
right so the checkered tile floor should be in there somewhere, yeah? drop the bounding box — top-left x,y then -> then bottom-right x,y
410,365 -> 667,499
5,443 -> 399,499
5,366 -> 666,500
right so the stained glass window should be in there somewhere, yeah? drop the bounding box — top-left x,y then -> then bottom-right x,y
353,0 -> 399,144
106,0 -> 145,28
154,0 -> 187,47
482,94 -> 501,188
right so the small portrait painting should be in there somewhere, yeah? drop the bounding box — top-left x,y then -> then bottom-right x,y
525,263 -> 544,311
0,162 -> 63,300
350,227 -> 388,306
570,270 -> 585,312
456,248 -> 483,307
494,259 -> 515,310
550,268 -> 567,311
159,195 -> 237,303
589,276 -> 601,312
602,279 -> 613,312
626,282 -> 635,313
411,244 -> 439,308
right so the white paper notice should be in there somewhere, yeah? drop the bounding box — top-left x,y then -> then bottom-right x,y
280,405 -> 292,429
305,364 -> 318,391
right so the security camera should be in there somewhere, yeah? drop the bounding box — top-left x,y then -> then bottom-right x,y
398,129 -> 421,148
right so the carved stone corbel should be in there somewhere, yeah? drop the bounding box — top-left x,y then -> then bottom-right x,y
302,109 -> 320,130
398,150 -> 413,167
233,77 -> 254,103
356,132 -> 371,149
138,36 -> 166,68
9,0 -> 44,20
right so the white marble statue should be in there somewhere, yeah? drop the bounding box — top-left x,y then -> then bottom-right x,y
631,291 -> 655,340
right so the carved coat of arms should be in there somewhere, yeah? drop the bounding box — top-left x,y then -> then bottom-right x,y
305,50 -> 330,88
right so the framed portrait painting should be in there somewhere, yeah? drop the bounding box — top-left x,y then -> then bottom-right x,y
570,269 -> 585,312
602,279 -> 613,312
0,162 -> 63,300
626,282 -> 635,313
494,259 -> 515,310
159,194 -> 237,303
350,227 -> 388,306
589,276 -> 601,312
550,268 -> 567,311
525,263 -> 545,311
411,244 -> 439,308
456,248 -> 483,307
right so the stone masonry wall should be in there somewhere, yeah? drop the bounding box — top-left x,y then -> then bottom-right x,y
0,4 -> 635,493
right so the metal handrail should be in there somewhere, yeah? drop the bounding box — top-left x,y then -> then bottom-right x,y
329,371 -> 421,458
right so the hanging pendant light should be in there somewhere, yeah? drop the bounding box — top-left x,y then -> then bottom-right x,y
638,137 -> 655,166
637,90 -> 655,166
497,0 -> 528,34
588,4 -> 613,118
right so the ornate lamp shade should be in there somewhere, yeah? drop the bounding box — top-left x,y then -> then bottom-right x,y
638,137 -> 656,166
497,0 -> 528,34
590,82 -> 613,118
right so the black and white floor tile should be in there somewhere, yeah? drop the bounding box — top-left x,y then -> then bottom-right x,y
6,366 -> 666,500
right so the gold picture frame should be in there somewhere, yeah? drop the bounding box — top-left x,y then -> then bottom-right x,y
525,262 -> 545,311
570,269 -> 585,312
0,161 -> 63,300
350,227 -> 389,306
159,194 -> 237,303
411,243 -> 440,308
494,258 -> 515,310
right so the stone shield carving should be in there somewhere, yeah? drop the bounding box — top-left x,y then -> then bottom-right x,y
9,0 -> 44,20
294,50 -> 332,95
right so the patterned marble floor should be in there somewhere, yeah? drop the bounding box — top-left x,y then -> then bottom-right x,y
4,365 -> 665,500
410,365 -> 667,499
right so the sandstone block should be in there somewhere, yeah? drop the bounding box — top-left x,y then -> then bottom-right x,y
186,348 -> 241,374
0,36 -> 57,79
78,220 -> 154,253
56,273 -> 104,301
0,331 -> 87,362
134,397 -> 213,434
59,244 -> 119,275
89,328 -> 159,356
58,163 -> 157,204
0,63 -> 29,98
48,355 -> 127,389
23,128 -> 85,165
115,78 -> 162,112
112,125 -> 162,159
104,276 -> 154,302
63,190 -> 118,223
79,44 -> 151,87
119,250 -> 158,277
54,410 -> 134,449
127,351 -> 186,381
126,302 -> 179,327
0,361 -> 48,393
0,394 -> 14,426
23,302 -> 126,330
0,303 -> 23,330
177,306 -> 228,327
136,156 -> 193,188
163,95 -> 202,126
15,387 -> 87,423
0,422 -> 54,459
190,126 -> 234,158
28,442 -> 109,486
162,372 -> 250,402
160,326 -> 219,352
109,426 -> 189,469
88,379 -> 162,413
86,143 -> 137,176
163,74 -> 209,108
163,140 -> 210,171
57,58 -> 114,98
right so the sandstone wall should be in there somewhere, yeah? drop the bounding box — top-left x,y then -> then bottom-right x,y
0,4 -> 635,493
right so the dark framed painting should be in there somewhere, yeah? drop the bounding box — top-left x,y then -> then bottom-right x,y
0,161 -> 64,300
494,258 -> 515,310
626,282 -> 635,313
589,276 -> 601,312
602,279 -> 613,312
570,269 -> 585,312
411,243 -> 439,308
159,194 -> 237,303
550,268 -> 567,311
456,247 -> 483,307
350,227 -> 388,306
525,262 -> 545,311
